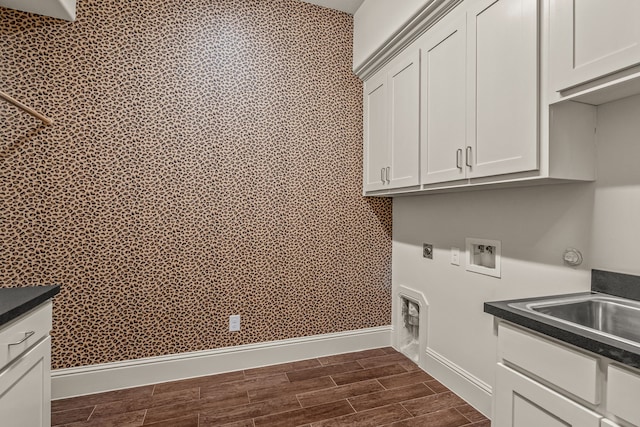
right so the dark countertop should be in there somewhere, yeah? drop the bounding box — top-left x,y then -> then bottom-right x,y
0,285 -> 61,327
485,292 -> 640,369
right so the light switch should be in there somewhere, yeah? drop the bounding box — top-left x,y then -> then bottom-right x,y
451,247 -> 460,266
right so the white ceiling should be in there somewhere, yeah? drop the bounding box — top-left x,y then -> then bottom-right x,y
301,0 -> 365,15
0,0 -> 76,20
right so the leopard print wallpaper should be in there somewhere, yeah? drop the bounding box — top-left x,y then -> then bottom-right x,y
0,0 -> 392,369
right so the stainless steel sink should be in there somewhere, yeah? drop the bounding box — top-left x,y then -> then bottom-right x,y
509,294 -> 640,347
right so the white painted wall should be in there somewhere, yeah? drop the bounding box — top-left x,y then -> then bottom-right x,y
393,93 -> 640,412
353,0 -> 430,70
591,95 -> 640,273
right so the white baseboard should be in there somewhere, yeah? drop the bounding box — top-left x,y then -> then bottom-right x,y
425,347 -> 492,418
51,326 -> 392,400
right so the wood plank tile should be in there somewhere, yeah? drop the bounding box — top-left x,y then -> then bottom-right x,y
92,387 -> 199,419
199,395 -> 301,426
51,386 -> 154,412
385,408 -> 470,427
142,414 -> 198,426
467,420 -> 490,427
143,392 -> 248,424
218,420 -> 255,427
331,364 -> 407,386
348,383 -> 435,412
425,379 -> 449,394
60,410 -> 146,427
50,348 -> 476,427
377,370 -> 434,389
455,404 -> 488,423
52,406 -> 94,426
357,353 -> 410,369
152,371 -> 245,394
253,400 -> 354,427
286,361 -> 362,382
401,392 -> 466,417
297,379 -> 384,408
201,374 -> 289,400
310,403 -> 412,427
248,376 -> 335,402
243,359 -> 321,379
317,349 -> 388,366
357,353 -> 420,372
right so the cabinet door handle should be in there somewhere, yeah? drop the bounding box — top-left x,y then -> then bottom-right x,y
466,146 -> 473,168
381,167 -> 385,184
456,149 -> 463,170
8,331 -> 35,347
386,166 -> 391,183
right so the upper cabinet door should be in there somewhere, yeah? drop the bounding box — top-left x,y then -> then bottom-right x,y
466,0 -> 539,179
551,0 -> 640,92
363,70 -> 389,193
420,14 -> 467,185
388,49 -> 420,189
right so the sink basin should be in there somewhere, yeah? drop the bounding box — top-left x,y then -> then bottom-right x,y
509,294 -> 640,347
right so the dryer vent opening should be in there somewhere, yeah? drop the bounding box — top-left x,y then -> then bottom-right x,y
400,296 -> 420,363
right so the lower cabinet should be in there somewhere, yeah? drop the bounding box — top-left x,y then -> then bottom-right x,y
494,363 -> 601,427
607,364 -> 640,426
494,322 -> 639,427
0,301 -> 53,427
0,337 -> 51,427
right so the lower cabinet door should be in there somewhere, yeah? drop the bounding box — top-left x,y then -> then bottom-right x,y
0,337 -> 51,427
493,364 -> 601,427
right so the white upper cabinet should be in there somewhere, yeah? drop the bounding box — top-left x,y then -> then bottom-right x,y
550,0 -> 640,93
363,72 -> 389,193
467,0 -> 538,179
363,49 -> 420,193
388,50 -> 421,189
420,0 -> 538,185
359,0 -> 597,196
420,13 -> 467,185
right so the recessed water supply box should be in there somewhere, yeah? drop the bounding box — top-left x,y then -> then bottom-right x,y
466,238 -> 501,278
396,285 -> 428,368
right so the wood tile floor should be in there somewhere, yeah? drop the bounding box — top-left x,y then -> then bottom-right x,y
51,347 -> 490,427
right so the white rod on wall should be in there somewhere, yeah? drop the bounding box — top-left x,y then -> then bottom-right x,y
0,90 -> 53,125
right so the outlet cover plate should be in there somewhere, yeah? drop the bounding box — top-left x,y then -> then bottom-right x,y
229,315 -> 241,332
451,247 -> 460,266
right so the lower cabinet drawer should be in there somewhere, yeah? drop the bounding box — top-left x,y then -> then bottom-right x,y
499,323 -> 600,404
607,364 -> 640,426
0,302 -> 52,371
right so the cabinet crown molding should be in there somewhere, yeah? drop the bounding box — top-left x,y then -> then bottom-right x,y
354,0 -> 462,80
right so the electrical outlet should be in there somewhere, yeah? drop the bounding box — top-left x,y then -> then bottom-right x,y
423,243 -> 433,259
229,314 -> 241,332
